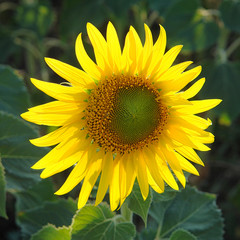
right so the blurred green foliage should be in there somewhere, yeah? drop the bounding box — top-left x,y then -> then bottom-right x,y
0,0 -> 240,239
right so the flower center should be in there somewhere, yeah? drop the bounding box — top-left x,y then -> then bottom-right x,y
85,75 -> 168,154
110,87 -> 160,144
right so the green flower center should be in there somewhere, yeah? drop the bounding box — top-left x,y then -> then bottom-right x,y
110,87 -> 160,144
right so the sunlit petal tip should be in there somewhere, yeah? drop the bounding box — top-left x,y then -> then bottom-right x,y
107,21 -> 114,28
44,57 -> 52,64
86,22 -> 98,33
20,112 -> 27,120
78,200 -> 84,209
129,25 -> 136,33
159,24 -> 164,29
40,170 -> 50,179
31,162 -> 43,170
207,118 -> 212,125
30,78 -> 45,89
172,183 -> 179,191
29,138 -> 38,146
54,186 -> 69,195
195,170 -> 200,176
30,77 -> 38,85
159,24 -> 166,37
54,190 -> 62,196
86,22 -> 92,28
144,23 -> 150,31
20,112 -> 36,123
177,45 -> 183,50
215,99 -> 223,105
196,65 -> 202,73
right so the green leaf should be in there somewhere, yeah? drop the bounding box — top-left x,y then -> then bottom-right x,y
135,229 -> 156,240
16,179 -> 57,212
126,182 -> 152,226
0,65 -> 30,116
17,198 -> 77,238
60,0 -> 136,40
16,0 -> 54,37
152,185 -> 177,202
201,61 -> 240,120
164,0 -> 199,35
71,203 -> 136,240
104,0 -> 137,17
0,156 -> 7,219
0,111 -> 48,190
60,0 -> 106,39
220,0 -> 240,33
148,0 -> 180,18
147,186 -> 224,240
31,224 -> 71,240
0,65 -> 48,191
163,0 -> 219,53
170,229 -> 197,240
0,29 -> 18,64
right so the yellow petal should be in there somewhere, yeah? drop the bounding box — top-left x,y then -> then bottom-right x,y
119,153 -> 136,206
175,145 -> 204,166
125,153 -> 137,200
21,110 -> 83,126
142,148 -> 165,192
40,149 -> 87,178
180,78 -> 205,99
95,152 -> 113,206
152,147 -> 179,190
161,145 -> 186,187
162,66 -> 202,93
147,25 -> 166,77
30,123 -> 81,147
175,152 -> 199,176
169,114 -> 213,138
140,24 -> 153,73
153,25 -> 166,59
27,101 -> 86,114
75,33 -> 102,80
78,158 -> 102,209
155,45 -> 183,78
32,132 -> 89,169
156,61 -> 193,82
107,21 -> 122,72
167,126 -> 211,151
122,32 -> 131,71
175,99 -> 222,114
135,151 -> 149,200
29,78 -> 87,102
174,114 -> 212,130
87,23 -> 112,73
55,144 -> 98,195
109,156 -> 120,211
160,94 -> 192,107
45,58 -> 94,87
128,26 -> 143,74
146,167 -> 163,193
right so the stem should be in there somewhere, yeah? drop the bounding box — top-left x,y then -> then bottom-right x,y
226,37 -> 240,58
154,224 -> 162,240
121,203 -> 133,222
215,27 -> 229,63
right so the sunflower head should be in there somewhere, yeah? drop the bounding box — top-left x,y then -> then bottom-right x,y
21,22 -> 221,211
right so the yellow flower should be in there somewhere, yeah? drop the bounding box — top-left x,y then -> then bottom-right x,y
21,22 -> 221,211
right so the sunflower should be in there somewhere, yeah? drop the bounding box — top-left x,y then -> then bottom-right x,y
21,22 -> 221,211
